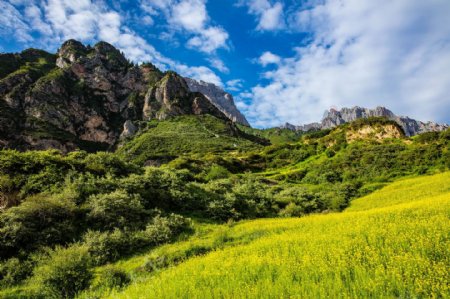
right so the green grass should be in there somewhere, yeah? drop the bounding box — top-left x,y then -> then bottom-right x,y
117,115 -> 262,164
101,172 -> 449,298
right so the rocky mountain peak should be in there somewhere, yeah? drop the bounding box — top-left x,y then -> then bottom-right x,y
143,72 -> 228,121
56,39 -> 88,67
0,40 -> 239,152
184,77 -> 250,126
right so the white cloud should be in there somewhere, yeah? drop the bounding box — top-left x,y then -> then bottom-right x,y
142,15 -> 154,26
141,0 -> 229,54
171,0 -> 207,31
2,0 -> 222,87
258,2 -> 284,31
176,65 -> 223,86
0,1 -> 33,42
258,51 -> 280,66
238,0 -> 285,31
226,79 -> 244,92
207,57 -> 229,73
25,4 -> 53,35
244,0 -> 450,127
186,26 -> 229,54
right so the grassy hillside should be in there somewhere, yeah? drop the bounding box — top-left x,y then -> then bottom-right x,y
98,172 -> 450,298
117,115 -> 264,165
0,121 -> 448,298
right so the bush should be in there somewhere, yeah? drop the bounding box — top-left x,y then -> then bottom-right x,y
202,177 -> 275,220
84,214 -> 191,266
141,214 -> 191,244
95,266 -> 130,289
204,164 -> 230,181
275,187 -> 328,215
0,196 -> 78,259
230,176 -> 275,218
0,257 -> 33,287
86,190 -> 147,231
83,229 -> 131,266
279,202 -> 304,217
82,152 -> 139,176
31,245 -> 92,298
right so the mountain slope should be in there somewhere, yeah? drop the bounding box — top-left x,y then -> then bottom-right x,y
0,40 -> 244,152
105,172 -> 450,298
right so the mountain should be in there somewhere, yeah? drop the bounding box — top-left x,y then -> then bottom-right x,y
184,77 -> 250,126
0,40 -> 244,152
283,106 -> 449,136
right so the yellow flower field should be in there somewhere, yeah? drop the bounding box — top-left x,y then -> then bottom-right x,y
107,172 -> 450,298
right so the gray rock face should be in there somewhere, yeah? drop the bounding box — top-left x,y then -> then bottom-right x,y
0,40 -> 235,151
120,120 -> 137,139
184,77 -> 250,126
284,106 -> 448,136
143,72 -> 229,122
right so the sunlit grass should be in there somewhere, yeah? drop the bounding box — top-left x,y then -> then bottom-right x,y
105,172 -> 450,298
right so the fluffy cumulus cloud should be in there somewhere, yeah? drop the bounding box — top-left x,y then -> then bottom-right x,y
237,0 -> 285,31
243,0 -> 450,127
141,0 -> 229,55
0,0 -> 223,85
258,51 -> 281,66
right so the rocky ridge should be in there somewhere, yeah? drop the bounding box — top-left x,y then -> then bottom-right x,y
184,77 -> 250,126
282,106 -> 449,136
0,40 -> 240,151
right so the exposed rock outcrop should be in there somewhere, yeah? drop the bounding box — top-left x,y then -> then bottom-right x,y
0,40 -> 238,151
283,106 -> 448,136
184,77 -> 250,126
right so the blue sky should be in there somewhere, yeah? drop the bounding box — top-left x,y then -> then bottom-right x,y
1,0 -> 450,127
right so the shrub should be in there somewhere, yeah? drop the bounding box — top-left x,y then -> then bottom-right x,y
83,229 -> 131,266
204,164 -> 230,181
279,202 -> 304,217
275,187 -> 328,215
230,176 -> 275,218
82,152 -> 139,176
119,168 -> 193,211
31,245 -> 92,298
86,190 -> 147,231
96,266 -> 130,290
0,257 -> 33,287
141,214 -> 191,244
0,196 -> 78,259
202,177 -> 275,220
84,214 -> 191,266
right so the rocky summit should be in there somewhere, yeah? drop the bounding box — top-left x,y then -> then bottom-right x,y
0,40 -> 238,152
184,77 -> 250,126
283,106 -> 449,136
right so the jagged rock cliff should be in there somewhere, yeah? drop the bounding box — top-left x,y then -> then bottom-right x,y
0,40 -> 236,151
283,106 -> 448,136
184,78 -> 250,126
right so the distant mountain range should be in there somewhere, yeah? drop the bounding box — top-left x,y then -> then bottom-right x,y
282,106 -> 449,136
